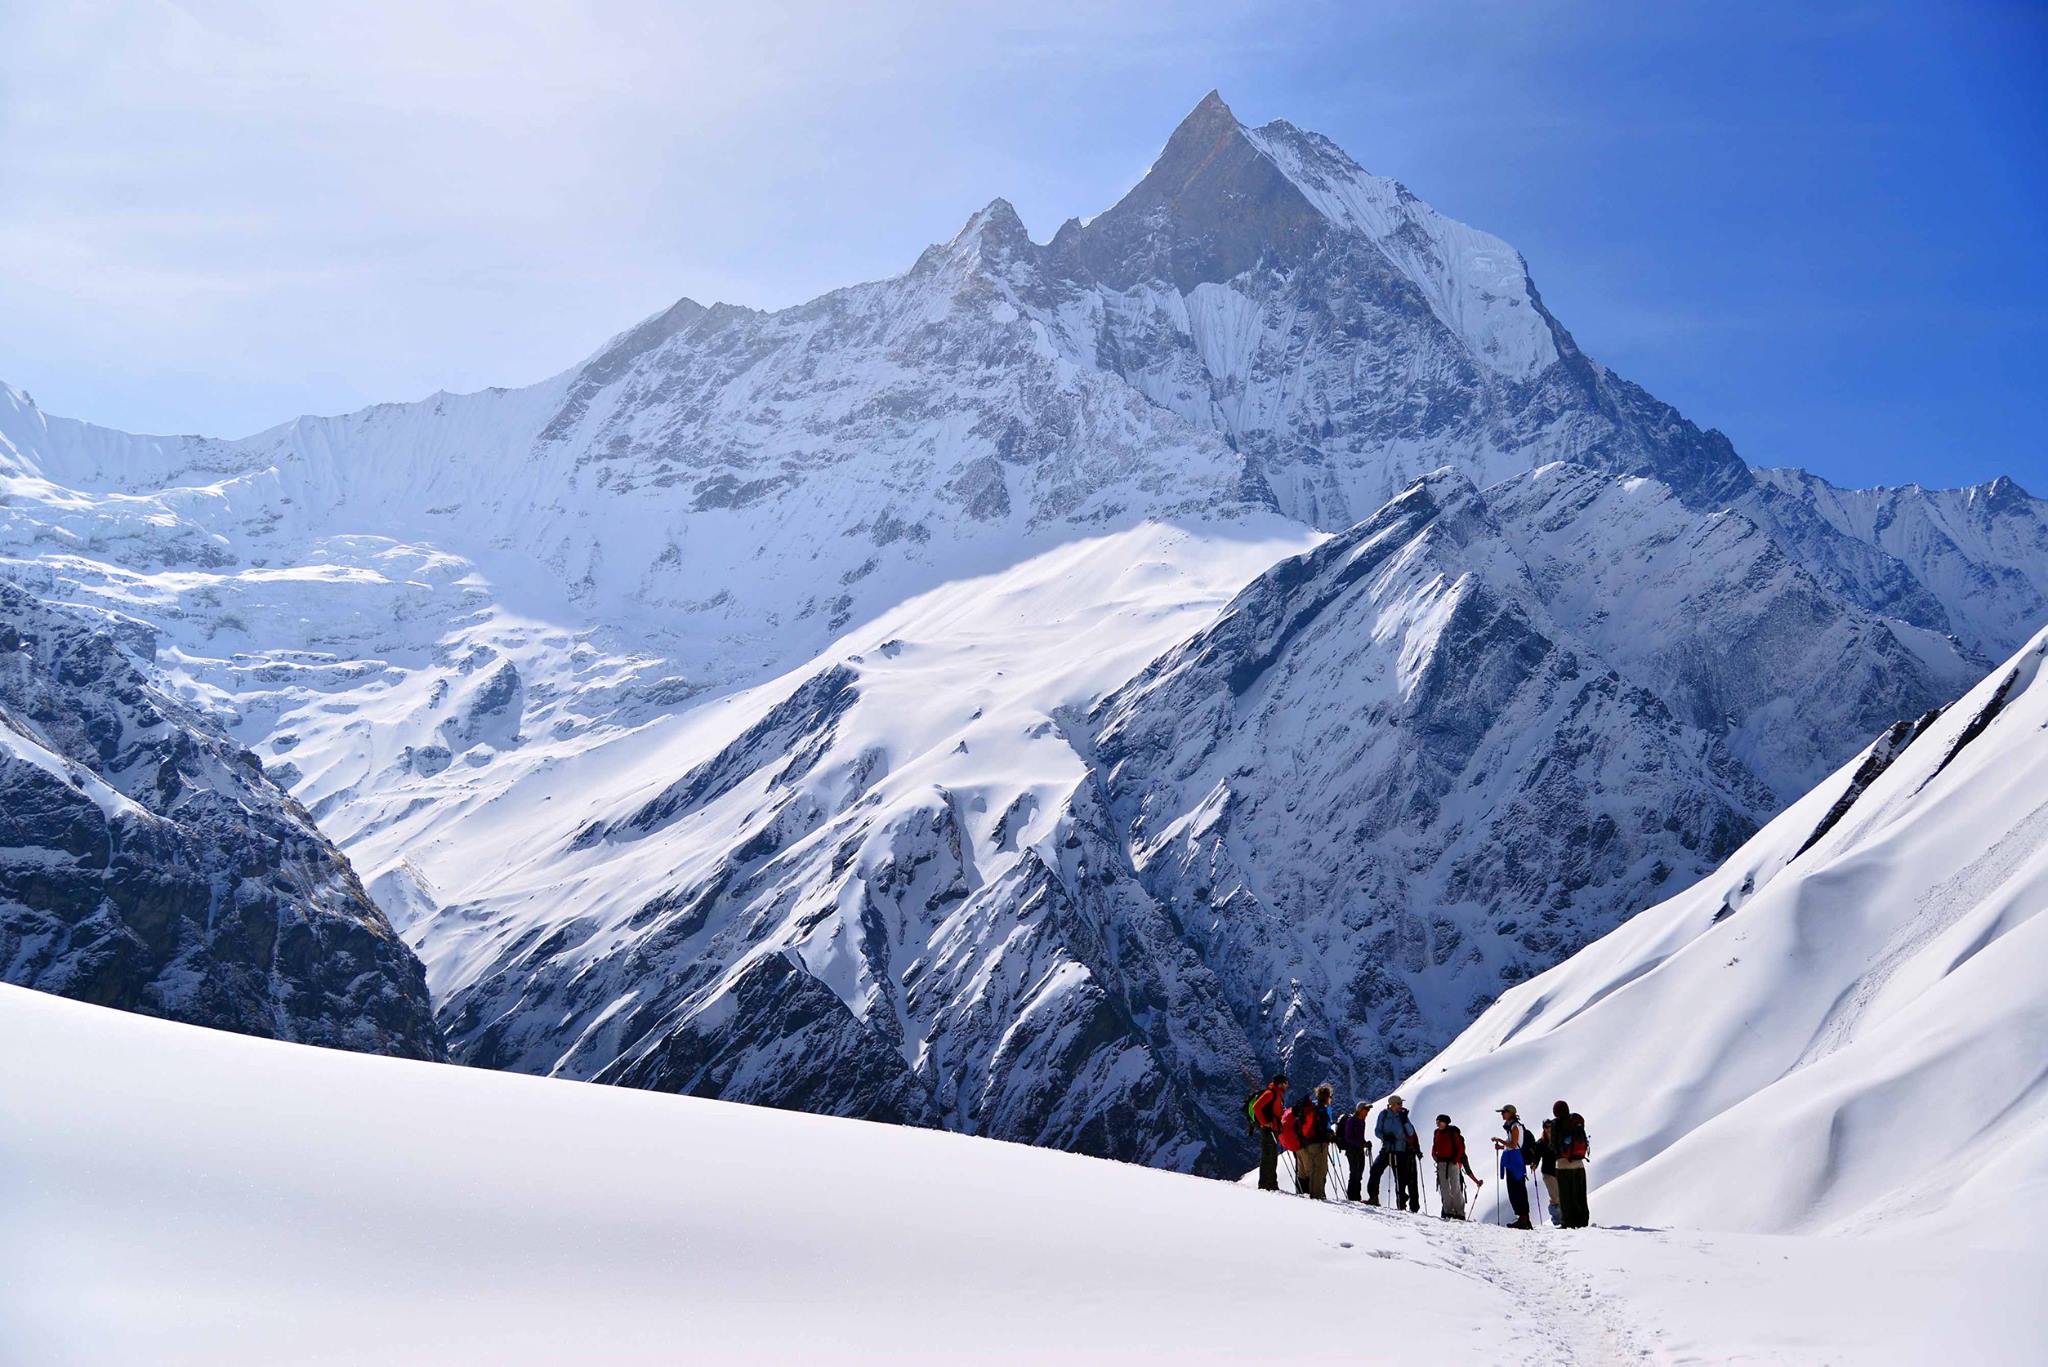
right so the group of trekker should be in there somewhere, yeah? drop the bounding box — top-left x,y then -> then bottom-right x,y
1248,1076 -> 1594,1229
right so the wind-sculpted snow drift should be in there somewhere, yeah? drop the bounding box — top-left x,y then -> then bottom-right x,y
3,93 -> 2046,1172
1401,624 -> 2048,1242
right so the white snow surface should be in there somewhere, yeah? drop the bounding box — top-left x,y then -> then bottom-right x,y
1243,119 -> 1560,380
1398,623 -> 2048,1245
3,980 -> 2039,1366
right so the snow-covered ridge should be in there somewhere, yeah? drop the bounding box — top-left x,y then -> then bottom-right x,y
1399,623 -> 2048,1243
1241,115 -> 1562,380
1754,465 -> 2048,658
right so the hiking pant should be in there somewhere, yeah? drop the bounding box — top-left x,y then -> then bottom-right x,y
1258,1129 -> 1279,1191
1341,1145 -> 1366,1201
1392,1152 -> 1420,1211
1557,1165 -> 1590,1228
1297,1142 -> 1329,1198
1542,1172 -> 1562,1224
1506,1172 -> 1530,1224
1367,1147 -> 1390,1201
1436,1160 -> 1467,1218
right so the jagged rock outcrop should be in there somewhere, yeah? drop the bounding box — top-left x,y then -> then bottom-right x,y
0,579 -> 443,1057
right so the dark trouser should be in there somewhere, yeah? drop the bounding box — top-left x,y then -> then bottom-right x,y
1506,1172 -> 1530,1223
1341,1145 -> 1366,1201
1367,1146 -> 1393,1201
1392,1152 -> 1420,1211
1258,1129 -> 1279,1191
1557,1165 -> 1590,1228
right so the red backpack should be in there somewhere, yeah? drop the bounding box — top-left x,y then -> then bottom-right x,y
1432,1127 -> 1465,1163
1278,1107 -> 1303,1152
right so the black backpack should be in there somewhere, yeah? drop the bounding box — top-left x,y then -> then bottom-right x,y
1519,1123 -> 1540,1167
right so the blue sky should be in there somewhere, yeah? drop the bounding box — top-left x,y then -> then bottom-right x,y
2,1 -> 2042,491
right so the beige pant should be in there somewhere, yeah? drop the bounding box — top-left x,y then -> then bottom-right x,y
1543,1172 -> 1561,1214
1297,1142 -> 1329,1197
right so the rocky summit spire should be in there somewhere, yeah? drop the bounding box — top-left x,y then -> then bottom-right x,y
1163,89 -> 1241,152
1048,90 -> 1326,293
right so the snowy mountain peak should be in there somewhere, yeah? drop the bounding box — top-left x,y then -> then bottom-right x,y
1160,87 -> 1250,158
1042,92 -> 1325,294
1240,121 -> 1562,380
943,197 -> 1034,261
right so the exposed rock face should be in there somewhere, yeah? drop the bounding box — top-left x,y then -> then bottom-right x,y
0,579 -> 443,1058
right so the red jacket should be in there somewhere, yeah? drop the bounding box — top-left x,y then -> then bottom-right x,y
1253,1084 -> 1285,1132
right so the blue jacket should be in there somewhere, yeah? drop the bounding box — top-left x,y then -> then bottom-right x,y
1499,1119 -> 1529,1179
1375,1108 -> 1418,1153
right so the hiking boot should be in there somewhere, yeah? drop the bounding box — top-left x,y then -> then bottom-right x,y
1364,1198 -> 1380,1206
1510,1218 -> 1533,1230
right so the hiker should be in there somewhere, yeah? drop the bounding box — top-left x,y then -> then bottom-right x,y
1555,1107 -> 1592,1229
1251,1073 -> 1288,1191
1431,1115 -> 1481,1220
1369,1095 -> 1421,1211
1276,1092 -> 1305,1193
1492,1104 -> 1533,1229
1535,1119 -> 1563,1226
1335,1101 -> 1372,1201
1295,1085 -> 1335,1199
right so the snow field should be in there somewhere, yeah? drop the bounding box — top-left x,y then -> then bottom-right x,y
5,981 -> 2038,1365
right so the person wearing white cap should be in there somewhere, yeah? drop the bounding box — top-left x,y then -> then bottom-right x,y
1492,1104 -> 1533,1229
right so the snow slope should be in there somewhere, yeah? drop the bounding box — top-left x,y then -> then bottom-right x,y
3,981 -> 2040,1366
1399,624 -> 2048,1244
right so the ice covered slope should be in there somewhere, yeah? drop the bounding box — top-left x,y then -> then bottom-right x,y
6,981 -> 2041,1366
1399,624 -> 2048,1242
0,580 -> 441,1058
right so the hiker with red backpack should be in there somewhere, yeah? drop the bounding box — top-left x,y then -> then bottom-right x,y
1534,1119 -> 1563,1225
1294,1084 -> 1336,1199
1276,1089 -> 1305,1194
1491,1104 -> 1534,1229
1431,1115 -> 1482,1220
1335,1101 -> 1372,1201
1250,1073 -> 1288,1191
1552,1100 -> 1592,1228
